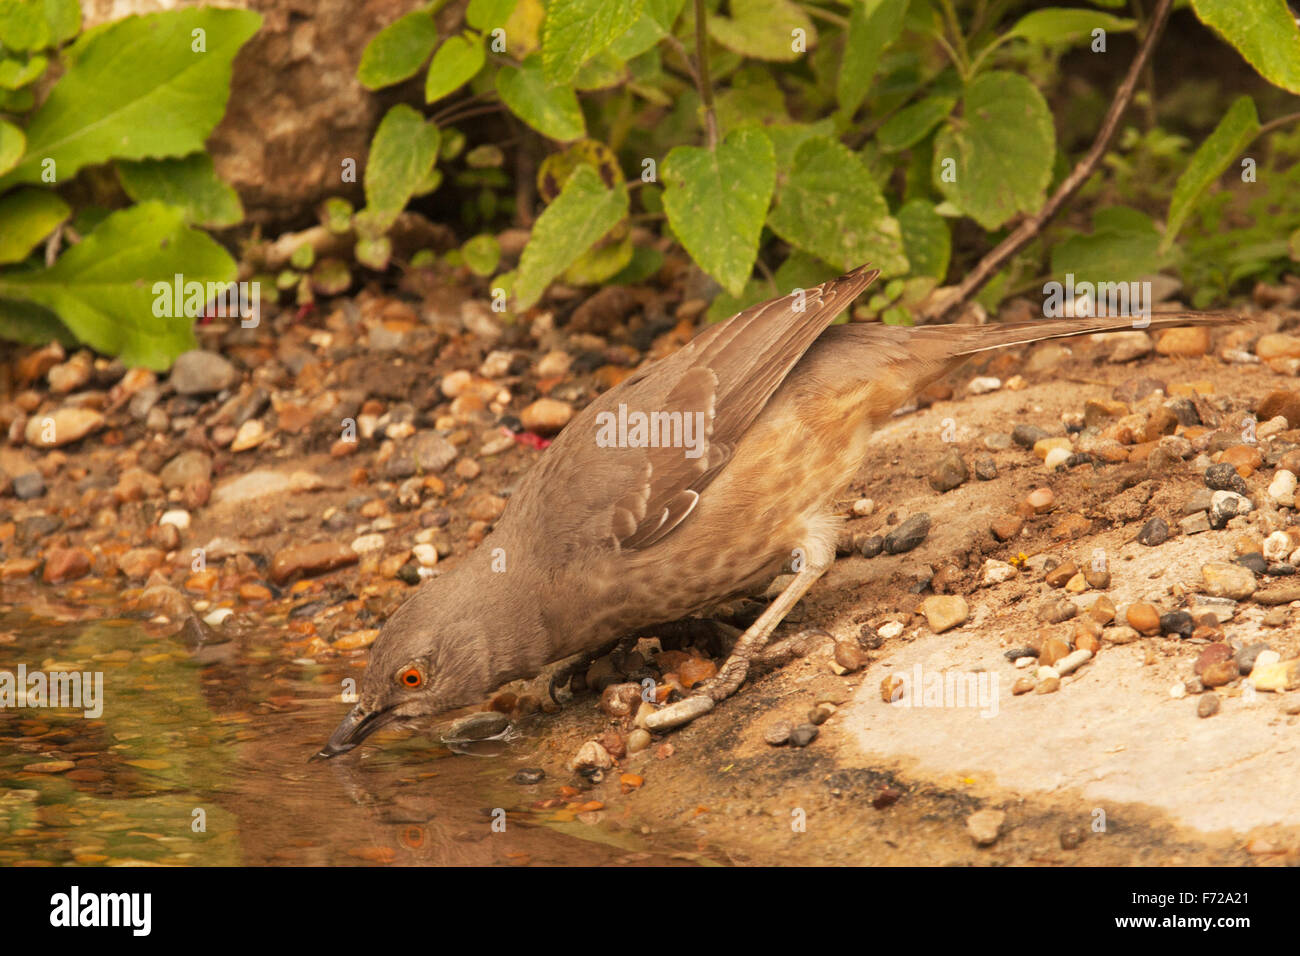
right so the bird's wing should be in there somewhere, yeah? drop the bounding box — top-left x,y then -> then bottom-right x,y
504,265 -> 879,556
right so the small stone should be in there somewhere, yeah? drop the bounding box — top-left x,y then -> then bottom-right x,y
883,513 -> 930,554
974,457 -> 997,480
1103,625 -> 1140,644
1126,603 -> 1161,635
1205,462 -> 1249,496
12,472 -> 44,499
1201,660 -> 1240,688
1044,560 -> 1078,588
24,407 -> 104,448
1201,562 -> 1257,600
851,498 -> 875,516
170,350 -> 239,394
929,447 -> 969,492
1159,610 -> 1194,638
1038,598 -> 1078,624
1210,491 -> 1252,529
968,376 -> 1001,395
1038,637 -> 1071,666
920,595 -> 969,633
981,559 -> 1017,585
990,515 -> 1024,541
833,640 -> 870,673
519,398 -> 573,435
626,729 -> 652,753
1089,594 -> 1116,624
230,419 -> 268,452
1012,677 -> 1035,695
788,724 -> 819,747
270,541 -> 359,583
966,809 -> 1005,847
1083,563 -> 1110,589
764,720 -> 791,747
1267,470 -> 1297,507
1179,512 -> 1211,536
1136,517 -> 1169,547
1234,642 -> 1270,676
808,702 -> 837,725
513,768 -> 546,785
1197,694 -> 1221,718
1025,487 -> 1055,514
569,740 -> 614,772
1055,648 -> 1093,676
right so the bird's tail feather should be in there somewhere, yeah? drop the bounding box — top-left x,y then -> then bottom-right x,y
935,310 -> 1243,357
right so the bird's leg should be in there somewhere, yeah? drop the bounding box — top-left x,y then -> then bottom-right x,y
693,560 -> 830,702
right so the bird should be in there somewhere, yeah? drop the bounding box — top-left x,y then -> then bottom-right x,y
315,263 -> 1235,758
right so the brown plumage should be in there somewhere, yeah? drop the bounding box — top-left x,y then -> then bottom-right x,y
317,265 -> 1237,756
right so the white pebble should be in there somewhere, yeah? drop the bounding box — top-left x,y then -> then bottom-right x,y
1014,656 -> 1035,668
879,621 -> 904,639
1255,650 -> 1281,670
1268,469 -> 1297,507
981,559 -> 1017,585
411,543 -> 439,567
852,498 -> 875,517
1055,648 -> 1093,676
1044,447 -> 1071,470
159,509 -> 191,529
350,533 -> 385,554
1170,683 -> 1187,699
1036,665 -> 1060,681
204,607 -> 234,626
968,376 -> 1002,395
1263,531 -> 1292,562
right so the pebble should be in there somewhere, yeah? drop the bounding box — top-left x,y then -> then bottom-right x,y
159,509 -> 191,530
920,595 -> 969,633
809,702 -> 837,725
1159,610 -> 1194,638
170,350 -> 239,394
513,768 -> 546,785
1044,446 -> 1071,470
1054,648 -> 1093,676
879,621 -> 904,640
1234,642 -> 1270,675
1267,469 -> 1297,507
1103,624 -> 1139,644
270,541 -> 359,583
929,448 -> 969,492
968,376 -> 1001,395
42,546 -> 91,584
784,724 -> 817,747
1254,584 -> 1300,605
1263,532 -> 1292,562
966,809 -> 1005,846
1025,487 -> 1055,513
981,559 -> 1017,585
1012,677 -> 1035,695
1038,598 -> 1078,624
1044,560 -> 1078,588
24,407 -> 105,447
1039,637 -> 1071,666
644,695 -> 713,731
568,740 -> 614,772
851,498 -> 875,516
1204,462 -> 1249,496
990,514 -> 1024,541
974,457 -> 997,480
1197,694 -> 1221,718
1201,562 -> 1257,600
1209,490 -> 1252,529
1201,660 -> 1240,688
883,513 -> 930,554
230,419 -> 268,452
1136,517 -> 1169,546
764,720 -> 794,746
12,471 -> 45,499
832,640 -> 870,673
520,398 -> 574,434
626,729 -> 651,753
1180,512 -> 1211,535
1248,660 -> 1300,692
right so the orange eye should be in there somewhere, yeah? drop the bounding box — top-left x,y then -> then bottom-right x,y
398,667 -> 423,689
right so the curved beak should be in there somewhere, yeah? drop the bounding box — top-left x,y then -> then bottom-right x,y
311,704 -> 393,761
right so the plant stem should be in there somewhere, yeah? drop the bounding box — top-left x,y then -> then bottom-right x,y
920,0 -> 1175,322
799,4 -> 849,28
693,0 -> 718,148
1257,110 -> 1300,140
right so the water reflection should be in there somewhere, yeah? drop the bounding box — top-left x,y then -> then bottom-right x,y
0,611 -> 703,866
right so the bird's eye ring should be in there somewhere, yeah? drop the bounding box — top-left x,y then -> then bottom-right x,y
398,667 -> 423,689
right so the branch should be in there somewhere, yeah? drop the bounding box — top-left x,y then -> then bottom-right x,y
919,0 -> 1175,323
693,0 -> 718,148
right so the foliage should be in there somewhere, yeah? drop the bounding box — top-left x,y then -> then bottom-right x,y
350,0 -> 1300,323
0,6 -> 259,368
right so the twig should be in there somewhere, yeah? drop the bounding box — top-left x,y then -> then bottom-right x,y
1257,109 -> 1300,140
920,0 -> 1174,322
693,0 -> 718,148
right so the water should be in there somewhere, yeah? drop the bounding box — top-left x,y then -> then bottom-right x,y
0,609 -> 705,866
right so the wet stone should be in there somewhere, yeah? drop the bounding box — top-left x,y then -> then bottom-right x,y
1137,517 -> 1169,547
883,513 -> 930,554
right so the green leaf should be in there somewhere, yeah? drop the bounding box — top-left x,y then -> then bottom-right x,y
425,31 -> 486,103
358,8 -> 439,90
462,233 -> 502,276
515,164 -> 628,307
0,0 -> 50,51
0,297 -> 75,347
1190,0 -> 1300,93
1051,206 -> 1162,285
42,0 -> 81,45
0,55 -> 48,90
897,199 -> 950,280
0,202 -> 236,369
1163,94 -> 1259,251
542,0 -> 644,84
0,119 -> 23,176
1004,7 -> 1136,44
609,0 -> 685,60
467,0 -> 519,32
838,0 -> 908,116
116,153 -> 243,228
876,95 -> 955,152
767,136 -> 909,276
0,8 -> 262,189
709,0 -> 816,62
608,244 -> 665,284
364,104 -> 441,228
662,128 -> 775,295
0,187 -> 70,264
933,71 -> 1055,229
564,231 -> 634,284
496,54 -> 586,141
762,119 -> 837,169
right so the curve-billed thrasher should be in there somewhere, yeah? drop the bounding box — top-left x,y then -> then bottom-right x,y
317,264 -> 1232,757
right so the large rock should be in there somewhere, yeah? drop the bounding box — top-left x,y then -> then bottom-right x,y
84,0 -> 453,226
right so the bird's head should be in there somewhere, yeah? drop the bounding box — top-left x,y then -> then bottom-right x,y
312,576 -> 494,759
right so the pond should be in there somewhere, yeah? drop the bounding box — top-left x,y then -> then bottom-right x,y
0,609 -> 709,867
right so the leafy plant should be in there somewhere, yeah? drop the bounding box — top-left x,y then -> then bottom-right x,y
0,5 -> 260,369
352,0 -> 1300,323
